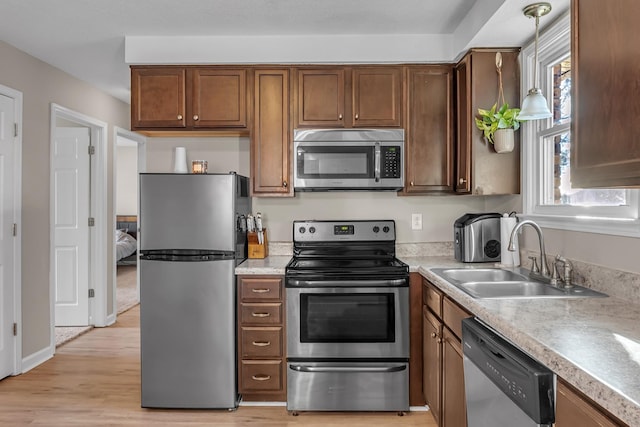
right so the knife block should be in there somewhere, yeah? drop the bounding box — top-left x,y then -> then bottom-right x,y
247,229 -> 268,259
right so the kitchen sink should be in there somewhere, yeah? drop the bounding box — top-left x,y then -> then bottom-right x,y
430,267 -> 607,299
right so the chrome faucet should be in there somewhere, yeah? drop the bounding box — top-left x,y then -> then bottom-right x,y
508,220 -> 550,278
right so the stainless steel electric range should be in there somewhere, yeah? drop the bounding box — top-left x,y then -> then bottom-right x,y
285,220 -> 410,413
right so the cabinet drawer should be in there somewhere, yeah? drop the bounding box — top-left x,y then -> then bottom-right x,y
240,303 -> 282,324
442,296 -> 471,340
239,277 -> 283,301
423,280 -> 443,317
240,360 -> 283,392
241,327 -> 283,358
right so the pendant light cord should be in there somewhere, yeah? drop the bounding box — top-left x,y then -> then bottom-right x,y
532,15 -> 540,90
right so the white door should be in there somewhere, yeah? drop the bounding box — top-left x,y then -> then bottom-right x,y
0,94 -> 16,379
53,128 -> 90,326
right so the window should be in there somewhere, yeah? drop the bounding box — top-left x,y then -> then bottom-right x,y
521,13 -> 640,236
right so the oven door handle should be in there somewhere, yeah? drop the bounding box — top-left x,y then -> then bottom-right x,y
287,279 -> 406,287
289,364 -> 407,373
374,141 -> 381,183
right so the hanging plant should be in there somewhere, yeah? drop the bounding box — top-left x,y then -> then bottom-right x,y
475,102 -> 521,144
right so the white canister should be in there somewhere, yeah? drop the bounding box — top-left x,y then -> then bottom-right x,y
174,147 -> 188,173
500,214 -> 520,266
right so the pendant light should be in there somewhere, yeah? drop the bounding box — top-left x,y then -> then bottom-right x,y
519,2 -> 553,120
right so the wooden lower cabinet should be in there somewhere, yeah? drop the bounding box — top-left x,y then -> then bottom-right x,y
556,378 -> 626,427
237,275 -> 286,401
422,278 -> 470,427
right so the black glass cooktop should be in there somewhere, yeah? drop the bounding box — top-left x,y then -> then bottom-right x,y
285,256 -> 409,278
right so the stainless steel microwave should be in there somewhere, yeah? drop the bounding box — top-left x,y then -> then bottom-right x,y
293,128 -> 404,191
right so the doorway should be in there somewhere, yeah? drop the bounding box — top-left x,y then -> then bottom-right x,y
50,104 -> 108,347
113,127 -> 146,320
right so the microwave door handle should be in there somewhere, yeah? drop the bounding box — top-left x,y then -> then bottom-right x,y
374,142 -> 381,182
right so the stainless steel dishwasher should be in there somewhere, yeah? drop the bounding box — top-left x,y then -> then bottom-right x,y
462,318 -> 555,427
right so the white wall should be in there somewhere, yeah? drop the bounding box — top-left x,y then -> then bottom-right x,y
116,146 -> 138,215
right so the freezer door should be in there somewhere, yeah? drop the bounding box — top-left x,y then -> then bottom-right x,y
140,258 -> 237,408
140,174 -> 239,252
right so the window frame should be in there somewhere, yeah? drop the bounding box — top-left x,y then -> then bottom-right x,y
520,12 -> 640,237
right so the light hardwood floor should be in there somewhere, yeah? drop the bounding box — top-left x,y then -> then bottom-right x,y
1,305 -> 437,426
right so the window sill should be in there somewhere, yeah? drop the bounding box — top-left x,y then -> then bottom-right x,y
520,213 -> 640,238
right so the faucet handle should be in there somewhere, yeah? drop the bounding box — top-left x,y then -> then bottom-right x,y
528,256 -> 540,273
550,262 -> 561,286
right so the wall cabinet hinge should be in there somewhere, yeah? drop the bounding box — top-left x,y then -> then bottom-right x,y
12,223 -> 17,236
13,323 -> 17,336
88,289 -> 95,298
88,217 -> 95,227
14,123 -> 18,137
88,145 -> 95,155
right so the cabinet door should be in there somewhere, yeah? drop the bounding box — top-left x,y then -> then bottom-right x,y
251,69 -> 292,196
556,378 -> 623,427
131,67 -> 186,129
571,0 -> 640,187
454,57 -> 471,193
423,307 -> 442,426
189,68 -> 247,128
296,69 -> 346,127
442,328 -> 467,427
404,66 -> 454,193
352,67 -> 402,127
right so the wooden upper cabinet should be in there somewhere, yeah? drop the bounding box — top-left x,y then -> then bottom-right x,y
352,67 -> 402,127
403,65 -> 454,194
130,66 -> 249,131
296,69 -> 346,127
251,69 -> 292,197
571,0 -> 640,188
131,67 -> 186,128
188,68 -> 247,128
294,66 -> 402,128
454,49 -> 521,195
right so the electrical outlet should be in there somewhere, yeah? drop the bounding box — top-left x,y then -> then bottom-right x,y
411,213 -> 423,230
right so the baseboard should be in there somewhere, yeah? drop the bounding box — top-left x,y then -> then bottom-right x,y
21,345 -> 53,374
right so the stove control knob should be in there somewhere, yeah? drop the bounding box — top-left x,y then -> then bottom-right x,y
299,227 -> 306,234
373,226 -> 380,233
309,227 -> 316,234
383,226 -> 390,233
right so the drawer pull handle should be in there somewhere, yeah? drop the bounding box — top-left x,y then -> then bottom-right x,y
252,374 -> 271,381
252,341 -> 271,347
251,288 -> 271,293
251,312 -> 271,318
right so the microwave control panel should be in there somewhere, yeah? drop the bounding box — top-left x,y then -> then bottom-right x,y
382,146 -> 401,178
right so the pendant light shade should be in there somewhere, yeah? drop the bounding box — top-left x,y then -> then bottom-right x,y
520,3 -> 552,121
519,88 -> 552,120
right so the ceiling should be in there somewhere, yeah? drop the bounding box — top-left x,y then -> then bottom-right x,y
0,0 -> 569,104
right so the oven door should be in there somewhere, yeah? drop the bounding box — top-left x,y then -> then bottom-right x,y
286,281 -> 409,359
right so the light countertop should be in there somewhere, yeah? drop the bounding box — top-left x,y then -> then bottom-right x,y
235,255 -> 640,425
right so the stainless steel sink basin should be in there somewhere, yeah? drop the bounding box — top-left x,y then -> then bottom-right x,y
435,268 -> 528,283
430,267 -> 607,299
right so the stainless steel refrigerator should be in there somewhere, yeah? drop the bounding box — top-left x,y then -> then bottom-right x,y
139,172 -> 250,409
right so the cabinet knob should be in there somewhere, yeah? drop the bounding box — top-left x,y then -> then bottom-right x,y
410,181 -> 414,186
193,114 -> 199,121
283,181 -> 288,188
177,114 -> 183,120
355,114 -> 359,120
437,337 -> 443,344
431,332 -> 437,338
339,114 -> 343,120
459,178 -> 467,185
